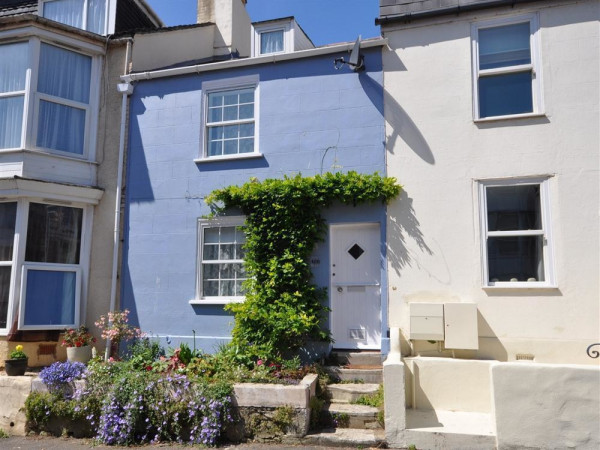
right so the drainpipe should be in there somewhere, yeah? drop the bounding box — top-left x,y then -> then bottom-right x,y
106,40 -> 134,360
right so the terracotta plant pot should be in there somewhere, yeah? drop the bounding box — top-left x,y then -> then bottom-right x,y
66,346 -> 92,364
5,358 -> 28,376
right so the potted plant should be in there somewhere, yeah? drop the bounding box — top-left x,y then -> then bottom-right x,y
5,344 -> 28,376
62,326 -> 96,363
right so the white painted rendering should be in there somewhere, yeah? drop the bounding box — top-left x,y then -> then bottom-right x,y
131,26 -> 215,72
330,223 -> 382,349
383,0 -> 600,365
197,0 -> 251,58
492,362 -> 600,449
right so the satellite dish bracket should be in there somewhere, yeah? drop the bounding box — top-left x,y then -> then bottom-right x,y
334,37 -> 365,72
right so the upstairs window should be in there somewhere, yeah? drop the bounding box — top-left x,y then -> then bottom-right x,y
260,29 -> 284,54
479,178 -> 555,287
36,43 -> 92,155
202,78 -> 258,159
472,15 -> 542,120
42,0 -> 107,35
0,37 -> 98,159
0,42 -> 28,149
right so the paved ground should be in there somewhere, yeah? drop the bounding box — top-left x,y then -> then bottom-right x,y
2,436 -> 364,449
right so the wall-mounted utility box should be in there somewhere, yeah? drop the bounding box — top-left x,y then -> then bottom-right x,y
409,303 -> 444,341
444,302 -> 478,349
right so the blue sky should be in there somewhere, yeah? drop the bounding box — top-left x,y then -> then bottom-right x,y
145,0 -> 380,46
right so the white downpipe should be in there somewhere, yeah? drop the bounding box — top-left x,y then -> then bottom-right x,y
106,40 -> 134,360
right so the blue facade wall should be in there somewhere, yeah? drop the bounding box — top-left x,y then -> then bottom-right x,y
122,48 -> 389,354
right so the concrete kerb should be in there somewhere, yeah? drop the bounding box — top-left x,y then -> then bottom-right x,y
383,355 -> 406,448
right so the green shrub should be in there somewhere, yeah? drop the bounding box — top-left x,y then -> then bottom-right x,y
354,384 -> 384,407
207,172 -> 401,361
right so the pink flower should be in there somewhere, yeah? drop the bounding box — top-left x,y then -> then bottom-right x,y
257,359 -> 263,366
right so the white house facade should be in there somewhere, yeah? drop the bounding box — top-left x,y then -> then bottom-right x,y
378,0 -> 599,447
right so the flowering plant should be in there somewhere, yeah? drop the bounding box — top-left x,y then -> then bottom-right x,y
61,326 -> 96,348
95,309 -> 144,347
40,361 -> 86,398
9,344 -> 27,360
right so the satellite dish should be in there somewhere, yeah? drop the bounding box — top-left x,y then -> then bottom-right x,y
334,36 -> 365,72
348,37 -> 364,72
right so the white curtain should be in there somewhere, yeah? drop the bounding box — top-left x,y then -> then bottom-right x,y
0,42 -> 27,149
43,0 -> 84,29
37,43 -> 91,154
87,0 -> 106,34
260,30 -> 284,54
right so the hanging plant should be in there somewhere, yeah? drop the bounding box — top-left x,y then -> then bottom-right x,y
206,171 -> 401,361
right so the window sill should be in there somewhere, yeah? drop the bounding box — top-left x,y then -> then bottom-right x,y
189,298 -> 244,305
483,284 -> 558,291
0,147 -> 97,164
194,153 -> 263,164
474,112 -> 546,123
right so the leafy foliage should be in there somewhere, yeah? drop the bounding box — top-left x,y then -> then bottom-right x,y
9,344 -> 27,359
207,172 -> 401,360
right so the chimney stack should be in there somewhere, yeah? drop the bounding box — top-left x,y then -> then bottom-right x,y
197,0 -> 250,57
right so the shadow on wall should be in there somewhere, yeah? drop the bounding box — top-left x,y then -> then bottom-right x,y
388,190 -> 432,276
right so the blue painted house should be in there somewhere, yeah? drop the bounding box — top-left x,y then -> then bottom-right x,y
121,9 -> 390,355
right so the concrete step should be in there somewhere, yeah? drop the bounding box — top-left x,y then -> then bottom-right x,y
292,428 -> 386,447
324,366 -> 383,384
325,403 -> 382,429
327,383 -> 380,403
330,351 -> 382,366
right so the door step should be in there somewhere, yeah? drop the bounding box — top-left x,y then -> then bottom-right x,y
293,428 -> 386,447
324,366 -> 383,384
330,350 -> 383,366
325,402 -> 382,429
328,383 -> 380,403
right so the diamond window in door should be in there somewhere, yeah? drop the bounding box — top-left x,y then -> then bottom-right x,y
347,243 -> 364,260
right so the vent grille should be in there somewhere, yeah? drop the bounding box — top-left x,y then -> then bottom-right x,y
516,353 -> 535,361
348,328 -> 366,340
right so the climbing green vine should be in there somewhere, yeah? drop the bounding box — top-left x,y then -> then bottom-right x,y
206,172 -> 401,361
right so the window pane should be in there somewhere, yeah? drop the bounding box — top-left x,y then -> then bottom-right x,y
43,0 -> 84,29
240,123 -> 254,138
479,22 -> 531,70
0,266 -> 11,328
37,100 -> 86,154
203,280 -> 219,297
219,244 -> 234,260
487,185 -> 541,231
224,140 -> 238,155
223,92 -> 238,106
203,244 -> 218,260
220,280 -> 234,296
479,71 -> 533,118
87,0 -> 106,34
25,203 -> 83,264
239,90 -> 254,104
204,228 -> 219,244
0,203 -> 17,261
239,138 -> 254,154
38,43 -> 91,104
208,140 -> 222,156
23,269 -> 76,326
239,104 -> 253,120
0,96 -> 24,149
220,227 -> 235,242
224,125 -> 238,139
220,263 -> 234,279
487,236 -> 545,282
0,42 -> 28,93
202,263 -> 219,280
223,105 -> 238,121
208,107 -> 222,123
261,30 -> 284,54
235,280 -> 245,296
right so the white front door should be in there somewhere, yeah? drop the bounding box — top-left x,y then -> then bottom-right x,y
330,223 -> 381,349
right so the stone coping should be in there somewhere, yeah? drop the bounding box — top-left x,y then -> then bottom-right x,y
233,373 -> 318,408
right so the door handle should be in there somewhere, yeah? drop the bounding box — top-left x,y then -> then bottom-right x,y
337,286 -> 343,293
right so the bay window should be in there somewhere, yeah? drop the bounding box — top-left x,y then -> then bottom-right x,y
0,198 -> 91,333
41,0 -> 107,35
0,37 -> 99,158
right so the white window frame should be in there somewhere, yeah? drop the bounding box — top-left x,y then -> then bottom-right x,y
0,30 -> 102,161
478,177 -> 556,289
252,22 -> 292,56
0,185 -> 98,335
38,0 -> 110,35
471,13 -> 544,121
197,75 -> 261,162
191,216 -> 246,305
19,264 -> 82,330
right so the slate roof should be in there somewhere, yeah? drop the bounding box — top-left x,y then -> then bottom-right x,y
378,0 -> 548,23
0,0 -> 38,17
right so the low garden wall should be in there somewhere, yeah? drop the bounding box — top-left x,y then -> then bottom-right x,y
0,372 -> 319,442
